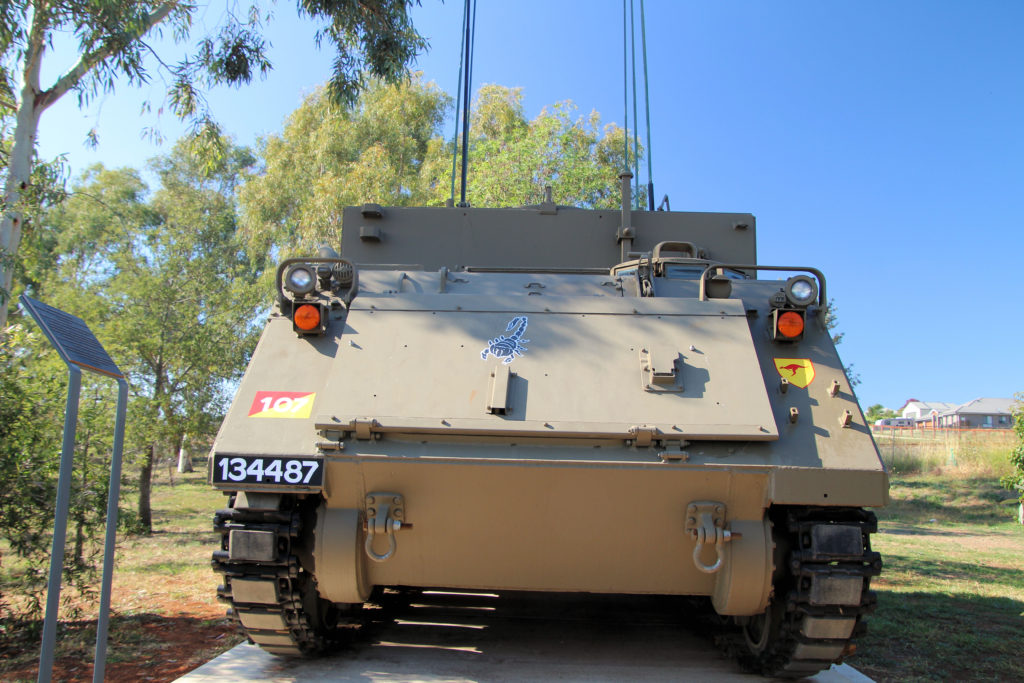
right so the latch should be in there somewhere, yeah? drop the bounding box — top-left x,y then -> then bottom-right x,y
316,422 -> 345,451
639,345 -> 684,392
364,492 -> 409,562
658,442 -> 690,462
684,501 -> 739,574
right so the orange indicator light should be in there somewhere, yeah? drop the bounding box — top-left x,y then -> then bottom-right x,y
777,311 -> 804,338
294,304 -> 321,331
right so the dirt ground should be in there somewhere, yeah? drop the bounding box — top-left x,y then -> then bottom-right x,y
1,589 -> 242,682
0,470 -> 249,682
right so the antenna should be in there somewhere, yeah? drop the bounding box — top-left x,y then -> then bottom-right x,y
457,0 -> 477,208
640,0 -> 654,211
623,0 -> 656,211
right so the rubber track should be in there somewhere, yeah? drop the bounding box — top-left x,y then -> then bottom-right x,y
739,506 -> 882,678
211,501 -> 329,657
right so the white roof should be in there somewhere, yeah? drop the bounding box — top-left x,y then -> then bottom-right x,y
945,397 -> 1017,416
904,401 -> 956,414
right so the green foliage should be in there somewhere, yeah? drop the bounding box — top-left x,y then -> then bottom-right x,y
1,122 -> 70,298
438,85 -> 638,209
240,74 -> 451,258
43,135 -> 265,532
823,298 -> 860,387
2,0 -> 429,327
999,395 -> 1024,504
0,324 -> 112,626
1,0 -> 425,130
865,404 -> 897,423
298,0 -> 428,107
240,80 -> 639,260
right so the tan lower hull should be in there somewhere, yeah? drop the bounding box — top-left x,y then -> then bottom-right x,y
314,454 -> 886,613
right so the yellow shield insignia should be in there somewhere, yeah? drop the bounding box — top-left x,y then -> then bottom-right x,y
774,359 -> 815,388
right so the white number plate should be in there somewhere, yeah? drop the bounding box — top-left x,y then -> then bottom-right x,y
213,456 -> 322,486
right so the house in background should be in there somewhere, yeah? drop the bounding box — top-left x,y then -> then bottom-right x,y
935,398 -> 1016,429
900,399 -> 957,427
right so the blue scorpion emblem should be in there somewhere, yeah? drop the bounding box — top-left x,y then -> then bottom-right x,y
481,316 -> 529,364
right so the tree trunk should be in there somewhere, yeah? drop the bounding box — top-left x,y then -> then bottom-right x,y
0,35 -> 44,329
177,433 -> 194,473
73,434 -> 92,565
138,444 -> 155,533
0,3 -> 175,329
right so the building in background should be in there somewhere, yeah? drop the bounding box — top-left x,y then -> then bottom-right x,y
900,400 -> 957,427
935,398 -> 1015,429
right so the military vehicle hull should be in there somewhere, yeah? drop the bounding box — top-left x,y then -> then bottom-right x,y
211,202 -> 887,677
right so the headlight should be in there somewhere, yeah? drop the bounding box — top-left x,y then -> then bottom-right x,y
785,275 -> 818,307
284,264 -> 316,296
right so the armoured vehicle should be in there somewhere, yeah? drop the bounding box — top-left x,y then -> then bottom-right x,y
210,179 -> 888,677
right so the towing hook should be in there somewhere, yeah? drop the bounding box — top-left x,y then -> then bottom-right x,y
365,519 -> 402,562
691,524 -> 738,574
364,493 -> 407,563
684,502 -> 740,574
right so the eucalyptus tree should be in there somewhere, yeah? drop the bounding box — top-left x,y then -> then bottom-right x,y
241,80 -> 638,258
44,137 -> 264,532
0,0 -> 429,329
239,75 -> 450,258
432,84 -> 638,210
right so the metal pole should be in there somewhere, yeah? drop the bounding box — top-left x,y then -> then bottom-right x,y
629,0 -> 640,206
92,379 -> 128,682
639,0 -> 655,211
458,0 -> 473,207
38,366 -> 82,683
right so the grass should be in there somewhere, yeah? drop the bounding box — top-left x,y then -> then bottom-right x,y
2,434 -> 1021,681
873,428 -> 1016,476
0,463 -> 242,682
852,433 -> 1024,682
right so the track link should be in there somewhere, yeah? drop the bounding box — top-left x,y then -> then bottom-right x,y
735,506 -> 882,678
211,497 -> 336,656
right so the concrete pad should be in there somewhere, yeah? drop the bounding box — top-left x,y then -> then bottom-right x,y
178,590 -> 873,682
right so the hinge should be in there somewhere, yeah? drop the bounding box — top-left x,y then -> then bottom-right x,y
628,425 -> 659,447
351,418 -> 379,440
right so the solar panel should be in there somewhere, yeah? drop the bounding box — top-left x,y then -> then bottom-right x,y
19,295 -> 124,379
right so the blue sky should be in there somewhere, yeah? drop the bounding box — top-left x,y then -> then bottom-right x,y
33,1 -> 1024,411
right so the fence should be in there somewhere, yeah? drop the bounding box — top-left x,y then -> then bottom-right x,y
871,425 -> 1014,474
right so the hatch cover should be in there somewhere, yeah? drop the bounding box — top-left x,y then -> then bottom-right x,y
318,298 -> 777,442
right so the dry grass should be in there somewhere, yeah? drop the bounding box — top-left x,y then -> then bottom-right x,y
873,429 -> 1015,477
0,465 -> 243,682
